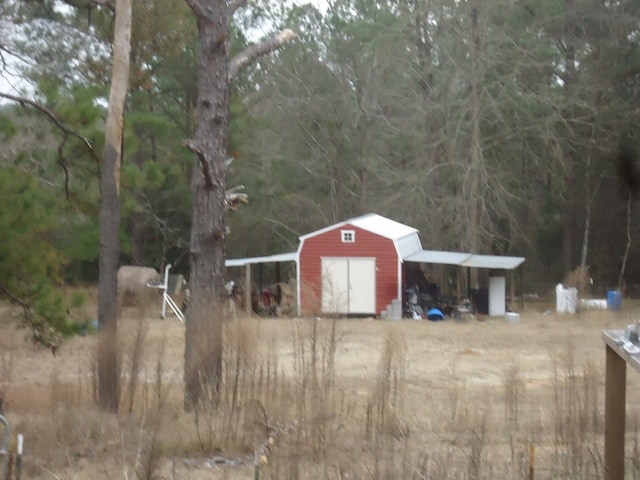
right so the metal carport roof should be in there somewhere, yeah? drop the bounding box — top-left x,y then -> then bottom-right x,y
460,254 -> 525,270
225,252 -> 297,267
404,250 -> 472,265
404,250 -> 524,270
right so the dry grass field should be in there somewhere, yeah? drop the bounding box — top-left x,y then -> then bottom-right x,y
2,294 -> 640,480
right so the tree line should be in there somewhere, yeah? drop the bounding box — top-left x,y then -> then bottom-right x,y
0,0 -> 639,406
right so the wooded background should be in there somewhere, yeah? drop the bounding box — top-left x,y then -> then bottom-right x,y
1,0 -> 639,301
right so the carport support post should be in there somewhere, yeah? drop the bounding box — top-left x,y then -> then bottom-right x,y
519,267 -> 524,311
510,270 -> 515,310
245,263 -> 252,315
604,344 -> 626,480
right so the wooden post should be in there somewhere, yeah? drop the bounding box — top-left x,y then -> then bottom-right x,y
245,263 -> 252,315
528,444 -> 535,480
604,344 -> 626,480
275,262 -> 282,307
466,267 -> 471,299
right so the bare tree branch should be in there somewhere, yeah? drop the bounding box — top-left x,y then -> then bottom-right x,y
225,192 -> 249,210
228,0 -> 247,15
184,0 -> 208,20
0,283 -> 59,354
0,92 -> 94,150
226,184 -> 245,194
68,0 -> 115,7
225,185 -> 248,210
183,138 -> 213,188
0,92 -> 98,199
57,134 -> 72,198
225,183 -> 248,210
228,29 -> 297,80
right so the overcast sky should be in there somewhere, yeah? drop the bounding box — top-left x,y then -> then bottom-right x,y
0,1 -> 332,99
291,0 -> 329,13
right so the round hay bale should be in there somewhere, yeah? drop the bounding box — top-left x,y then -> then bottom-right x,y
117,265 -> 160,307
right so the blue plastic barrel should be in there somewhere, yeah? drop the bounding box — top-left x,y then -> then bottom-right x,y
427,308 -> 445,321
607,290 -> 622,311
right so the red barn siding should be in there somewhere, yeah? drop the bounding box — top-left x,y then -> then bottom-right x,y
299,224 -> 399,316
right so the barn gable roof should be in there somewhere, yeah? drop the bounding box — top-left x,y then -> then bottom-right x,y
299,213 -> 419,242
298,213 -> 423,259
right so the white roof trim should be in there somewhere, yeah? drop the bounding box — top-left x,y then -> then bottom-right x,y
299,219 -> 354,240
225,252 -> 297,267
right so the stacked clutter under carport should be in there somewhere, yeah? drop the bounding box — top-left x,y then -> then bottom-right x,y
403,250 -> 525,320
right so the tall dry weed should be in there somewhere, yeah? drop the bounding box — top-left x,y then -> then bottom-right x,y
124,317 -> 149,414
289,317 -> 341,459
0,329 -> 14,412
467,408 -> 488,480
366,332 -> 407,442
631,413 -> 640,480
503,362 -> 524,424
549,337 -> 602,478
563,265 -> 591,298
6,309 -> 627,480
189,315 -> 275,455
445,363 -> 468,430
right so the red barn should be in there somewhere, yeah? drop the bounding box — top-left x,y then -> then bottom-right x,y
296,213 -> 422,316
226,213 -> 525,318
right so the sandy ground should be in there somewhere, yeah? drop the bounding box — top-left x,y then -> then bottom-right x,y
1,299 -> 640,479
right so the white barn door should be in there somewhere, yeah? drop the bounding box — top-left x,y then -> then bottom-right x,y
347,258 -> 376,314
321,257 -> 376,315
321,258 -> 349,314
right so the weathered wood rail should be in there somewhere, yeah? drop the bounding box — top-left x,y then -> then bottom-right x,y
602,329 -> 640,480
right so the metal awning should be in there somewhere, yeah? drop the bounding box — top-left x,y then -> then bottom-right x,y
225,252 -> 297,268
404,250 -> 524,270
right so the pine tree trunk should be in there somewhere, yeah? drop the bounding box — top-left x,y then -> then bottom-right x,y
182,0 -> 295,410
97,0 -> 132,413
183,1 -> 229,410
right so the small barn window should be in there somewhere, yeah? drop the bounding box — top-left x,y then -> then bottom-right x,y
341,230 -> 355,243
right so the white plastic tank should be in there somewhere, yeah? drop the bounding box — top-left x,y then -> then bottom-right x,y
556,283 -> 577,314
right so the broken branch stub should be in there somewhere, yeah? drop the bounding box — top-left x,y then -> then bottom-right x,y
228,29 -> 297,80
